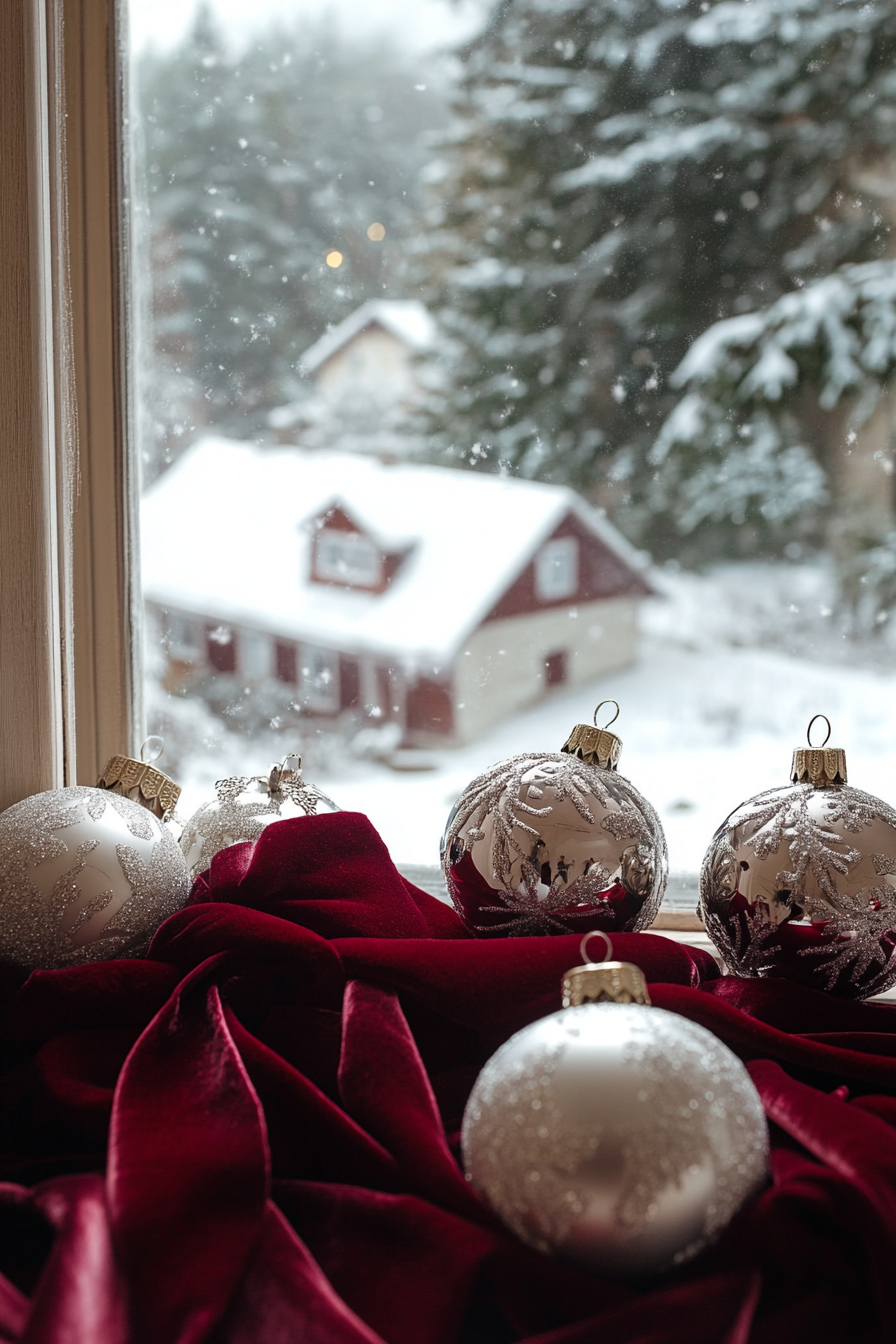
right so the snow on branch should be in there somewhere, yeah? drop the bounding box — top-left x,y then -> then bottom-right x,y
686,0 -> 882,49
647,260 -> 896,533
671,260 -> 896,413
555,119 -> 767,191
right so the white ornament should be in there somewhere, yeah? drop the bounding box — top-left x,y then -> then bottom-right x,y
180,753 -> 339,880
463,1001 -> 769,1278
0,786 -> 191,971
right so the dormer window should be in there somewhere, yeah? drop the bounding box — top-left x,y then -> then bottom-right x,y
535,536 -> 579,601
316,528 -> 382,589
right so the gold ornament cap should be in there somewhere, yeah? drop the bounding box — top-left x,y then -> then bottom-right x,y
97,737 -> 181,821
561,700 -> 622,771
790,715 -> 847,788
561,931 -> 651,1008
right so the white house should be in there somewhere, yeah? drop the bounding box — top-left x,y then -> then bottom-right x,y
268,300 -> 436,445
142,439 -> 653,745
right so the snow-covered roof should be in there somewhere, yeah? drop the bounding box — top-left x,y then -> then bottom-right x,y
141,438 -> 649,668
300,300 -> 436,375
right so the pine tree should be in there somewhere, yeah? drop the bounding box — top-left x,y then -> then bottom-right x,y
419,0 -> 896,561
134,7 -> 448,472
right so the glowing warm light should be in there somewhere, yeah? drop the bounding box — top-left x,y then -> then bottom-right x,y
367,222 -> 386,241
325,251 -> 344,268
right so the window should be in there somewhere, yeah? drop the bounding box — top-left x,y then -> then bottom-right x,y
315,530 -> 382,590
241,629 -> 273,680
58,0 -> 893,895
1,1 -> 138,806
535,538 -> 579,602
206,625 -> 236,675
301,646 -> 339,712
275,641 -> 298,685
544,651 -> 568,688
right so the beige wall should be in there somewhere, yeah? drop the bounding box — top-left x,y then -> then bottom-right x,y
453,597 -> 639,744
317,328 -> 417,406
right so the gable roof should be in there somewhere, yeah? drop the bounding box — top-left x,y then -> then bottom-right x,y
300,300 -> 436,376
141,438 -> 651,669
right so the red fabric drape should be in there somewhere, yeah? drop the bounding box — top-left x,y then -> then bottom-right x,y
2,812 -> 896,1342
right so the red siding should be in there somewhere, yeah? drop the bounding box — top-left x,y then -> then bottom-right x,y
275,640 -> 298,684
406,678 -> 453,735
315,504 -> 359,534
484,512 -> 651,622
339,655 -> 361,709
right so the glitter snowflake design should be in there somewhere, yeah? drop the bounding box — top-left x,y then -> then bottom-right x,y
180,769 -> 338,879
443,751 -> 667,935
0,786 -> 190,970
700,783 -> 896,997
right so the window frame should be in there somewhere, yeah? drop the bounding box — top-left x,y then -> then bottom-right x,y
534,536 -> 579,602
0,0 -> 138,812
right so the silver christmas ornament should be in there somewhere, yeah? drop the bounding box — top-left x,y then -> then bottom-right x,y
441,702 -> 668,936
0,785 -> 191,971
180,752 -> 339,880
463,934 -> 769,1278
700,715 -> 896,999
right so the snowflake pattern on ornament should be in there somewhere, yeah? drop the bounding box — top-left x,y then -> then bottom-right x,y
0,787 -> 190,970
443,751 -> 667,936
701,783 -> 896,997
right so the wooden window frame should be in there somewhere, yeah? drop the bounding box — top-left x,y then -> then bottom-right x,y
1,0 -> 138,811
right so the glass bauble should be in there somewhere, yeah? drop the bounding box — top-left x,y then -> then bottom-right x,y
180,753 -> 339,880
0,786 -> 191,971
699,721 -> 896,998
462,1001 -> 769,1278
441,705 -> 668,936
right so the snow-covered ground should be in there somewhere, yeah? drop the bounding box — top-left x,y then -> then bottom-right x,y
151,559 -> 896,896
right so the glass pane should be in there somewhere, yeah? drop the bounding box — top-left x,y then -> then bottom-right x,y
129,0 -> 896,918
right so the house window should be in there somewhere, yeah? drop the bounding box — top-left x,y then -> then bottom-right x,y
275,640 -> 298,685
241,629 -> 272,680
301,646 -> 339,712
206,624 -> 236,674
535,538 -> 579,602
544,651 -> 568,687
316,530 -> 382,589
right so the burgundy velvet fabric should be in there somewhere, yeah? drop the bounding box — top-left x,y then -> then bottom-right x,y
2,813 -> 896,1342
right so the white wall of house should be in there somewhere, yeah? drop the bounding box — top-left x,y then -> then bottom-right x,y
453,596 -> 640,744
316,328 -> 417,407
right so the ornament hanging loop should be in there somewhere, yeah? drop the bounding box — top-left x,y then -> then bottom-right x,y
580,929 -> 613,965
562,928 -> 651,1009
140,736 -> 165,765
806,714 -> 832,749
593,700 -> 620,730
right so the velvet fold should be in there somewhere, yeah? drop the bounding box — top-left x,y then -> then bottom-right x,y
1,811 -> 896,1342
